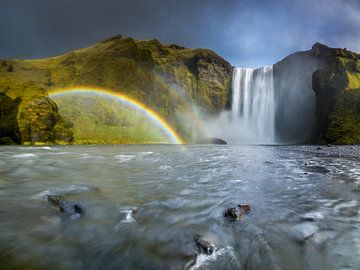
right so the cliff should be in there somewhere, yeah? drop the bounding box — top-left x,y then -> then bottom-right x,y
312,43 -> 360,144
0,35 -> 232,144
274,43 -> 360,144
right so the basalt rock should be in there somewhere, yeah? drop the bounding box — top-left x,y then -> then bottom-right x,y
224,204 -> 251,221
44,195 -> 83,216
274,42 -> 360,144
194,234 -> 216,255
184,235 -> 217,269
207,137 -> 227,145
0,83 -> 73,145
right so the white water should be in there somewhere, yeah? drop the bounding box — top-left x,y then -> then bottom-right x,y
231,67 -> 276,144
204,66 -> 276,144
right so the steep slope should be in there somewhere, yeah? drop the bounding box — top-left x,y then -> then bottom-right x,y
273,45 -> 324,143
274,43 -> 360,144
0,81 -> 73,144
0,35 -> 232,144
312,43 -> 360,144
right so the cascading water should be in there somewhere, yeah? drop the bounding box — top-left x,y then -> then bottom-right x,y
231,67 -> 276,144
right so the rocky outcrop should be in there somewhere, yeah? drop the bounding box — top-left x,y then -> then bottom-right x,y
274,43 -> 360,144
312,44 -> 360,144
0,35 -> 232,144
224,204 -> 251,221
0,82 -> 73,144
0,92 -> 21,144
273,44 -> 325,143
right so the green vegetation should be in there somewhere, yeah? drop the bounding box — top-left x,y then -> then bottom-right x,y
0,35 -> 232,144
52,94 -> 170,144
311,43 -> 360,144
326,90 -> 360,144
0,82 -> 72,144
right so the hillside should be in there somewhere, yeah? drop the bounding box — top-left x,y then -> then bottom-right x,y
0,35 -> 232,144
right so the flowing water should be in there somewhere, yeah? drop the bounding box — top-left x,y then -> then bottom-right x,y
0,145 -> 360,270
231,67 -> 275,144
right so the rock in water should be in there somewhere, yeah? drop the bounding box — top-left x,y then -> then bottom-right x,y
194,235 -> 216,255
224,204 -> 251,221
44,195 -> 83,216
208,137 -> 227,145
184,235 -> 217,269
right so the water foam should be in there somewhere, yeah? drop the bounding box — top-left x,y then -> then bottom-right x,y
189,246 -> 236,269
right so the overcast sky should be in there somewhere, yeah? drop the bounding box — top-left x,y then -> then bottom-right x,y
0,0 -> 359,67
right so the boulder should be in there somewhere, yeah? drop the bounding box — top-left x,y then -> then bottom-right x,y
194,235 -> 216,255
208,137 -> 227,144
224,204 -> 251,221
44,195 -> 83,216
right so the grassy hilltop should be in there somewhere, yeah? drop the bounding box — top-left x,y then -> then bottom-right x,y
0,35 -> 232,144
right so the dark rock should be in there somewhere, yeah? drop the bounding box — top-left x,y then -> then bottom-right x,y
169,44 -> 186,50
224,204 -> 251,221
273,45 -> 324,143
207,137 -> 227,145
194,235 -> 215,255
102,34 -> 123,43
0,92 -> 21,144
306,165 -> 331,174
317,146 -> 322,150
6,65 -> 13,72
44,195 -> 84,216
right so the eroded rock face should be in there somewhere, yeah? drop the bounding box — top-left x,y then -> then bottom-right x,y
312,44 -> 360,144
0,83 -> 73,144
273,44 -> 325,143
0,92 -> 21,144
274,42 -> 360,144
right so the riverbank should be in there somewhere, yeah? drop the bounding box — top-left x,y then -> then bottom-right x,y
286,145 -> 360,158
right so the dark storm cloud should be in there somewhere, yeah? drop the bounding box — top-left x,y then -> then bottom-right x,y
0,0 -> 359,67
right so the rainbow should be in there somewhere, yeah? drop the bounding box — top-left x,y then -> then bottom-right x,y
48,87 -> 184,144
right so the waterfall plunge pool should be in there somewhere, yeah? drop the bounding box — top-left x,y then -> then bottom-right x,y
0,145 -> 359,269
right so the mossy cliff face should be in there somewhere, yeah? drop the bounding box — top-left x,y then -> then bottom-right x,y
0,82 -> 73,144
0,35 -> 232,144
274,43 -> 360,144
311,43 -> 360,144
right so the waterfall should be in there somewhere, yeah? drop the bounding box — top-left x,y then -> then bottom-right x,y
231,67 -> 276,144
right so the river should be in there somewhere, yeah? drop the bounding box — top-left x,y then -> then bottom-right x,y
0,145 -> 359,270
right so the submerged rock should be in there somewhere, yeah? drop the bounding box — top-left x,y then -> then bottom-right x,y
44,195 -> 83,216
300,211 -> 324,222
224,204 -> 251,221
292,223 -> 319,241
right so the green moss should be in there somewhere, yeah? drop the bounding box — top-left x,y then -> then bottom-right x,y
0,82 -> 73,144
346,71 -> 360,90
0,36 -> 232,144
52,93 -> 171,144
325,89 -> 360,144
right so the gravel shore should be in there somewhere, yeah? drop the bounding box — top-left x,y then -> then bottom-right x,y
281,145 -> 360,158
